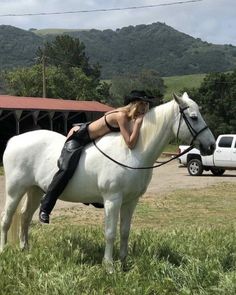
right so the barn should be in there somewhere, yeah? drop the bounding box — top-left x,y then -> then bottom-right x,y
0,95 -> 113,162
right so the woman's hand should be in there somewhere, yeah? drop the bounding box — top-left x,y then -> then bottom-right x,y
67,126 -> 80,139
134,114 -> 145,125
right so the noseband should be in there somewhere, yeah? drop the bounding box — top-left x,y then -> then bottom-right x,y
177,106 -> 209,145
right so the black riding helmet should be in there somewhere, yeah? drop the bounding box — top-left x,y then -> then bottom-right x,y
124,90 -> 155,106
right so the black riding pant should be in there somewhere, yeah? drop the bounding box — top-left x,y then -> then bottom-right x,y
40,123 -> 92,215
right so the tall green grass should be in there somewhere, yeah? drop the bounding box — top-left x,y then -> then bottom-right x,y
1,183 -> 236,294
1,225 -> 236,294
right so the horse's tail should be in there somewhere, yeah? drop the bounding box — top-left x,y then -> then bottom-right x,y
2,140 -> 22,246
2,134 -> 33,246
8,197 -> 25,245
7,186 -> 43,247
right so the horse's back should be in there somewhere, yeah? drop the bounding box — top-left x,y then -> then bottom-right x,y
4,130 -> 65,162
5,129 -> 64,146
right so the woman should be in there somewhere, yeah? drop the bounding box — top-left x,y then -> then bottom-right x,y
39,90 -> 154,223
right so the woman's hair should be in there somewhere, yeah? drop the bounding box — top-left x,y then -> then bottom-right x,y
117,101 -> 146,119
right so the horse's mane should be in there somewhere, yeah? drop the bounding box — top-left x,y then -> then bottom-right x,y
139,99 -> 176,151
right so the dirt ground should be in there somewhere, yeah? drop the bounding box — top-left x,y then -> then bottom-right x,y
0,159 -> 235,220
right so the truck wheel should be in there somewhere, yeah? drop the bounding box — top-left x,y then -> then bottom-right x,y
187,159 -> 203,176
210,168 -> 225,176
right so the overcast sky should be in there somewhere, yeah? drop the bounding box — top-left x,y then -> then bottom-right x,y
0,0 -> 235,45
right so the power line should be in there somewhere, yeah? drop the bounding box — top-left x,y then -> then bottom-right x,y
0,0 -> 203,17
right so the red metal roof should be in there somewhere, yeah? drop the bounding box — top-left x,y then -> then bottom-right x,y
0,95 -> 113,112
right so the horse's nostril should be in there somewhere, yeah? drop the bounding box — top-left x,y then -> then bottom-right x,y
206,143 -> 215,155
210,143 -> 216,153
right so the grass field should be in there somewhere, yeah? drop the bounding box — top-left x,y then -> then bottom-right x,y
1,182 -> 236,294
163,73 -> 206,101
34,28 -> 89,36
104,72 -> 206,102
163,144 -> 178,154
0,166 -> 4,176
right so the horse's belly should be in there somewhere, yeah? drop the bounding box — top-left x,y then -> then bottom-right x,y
59,174 -> 103,204
57,150 -> 153,204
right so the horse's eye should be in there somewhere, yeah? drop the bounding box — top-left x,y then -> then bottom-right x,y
190,112 -> 198,120
190,115 -> 198,121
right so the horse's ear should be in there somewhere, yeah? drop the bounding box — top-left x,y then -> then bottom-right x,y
182,92 -> 190,100
173,93 -> 182,105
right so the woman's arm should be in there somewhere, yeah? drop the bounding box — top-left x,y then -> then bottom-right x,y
118,113 -> 144,149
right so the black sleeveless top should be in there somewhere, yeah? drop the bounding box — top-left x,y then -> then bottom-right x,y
104,111 -> 120,132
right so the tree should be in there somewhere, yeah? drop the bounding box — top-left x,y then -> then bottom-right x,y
4,35 -> 111,102
37,35 -> 100,80
110,69 -> 165,106
4,65 -> 42,97
4,65 -> 109,101
183,71 -> 236,136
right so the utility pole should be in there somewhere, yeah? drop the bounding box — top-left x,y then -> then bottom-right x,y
42,52 -> 46,98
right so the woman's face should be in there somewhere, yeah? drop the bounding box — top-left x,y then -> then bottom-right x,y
137,101 -> 149,115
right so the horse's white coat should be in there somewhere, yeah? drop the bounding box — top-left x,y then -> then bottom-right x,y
0,93 -> 215,270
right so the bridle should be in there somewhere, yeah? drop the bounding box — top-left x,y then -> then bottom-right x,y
92,106 -> 209,170
177,106 -> 209,146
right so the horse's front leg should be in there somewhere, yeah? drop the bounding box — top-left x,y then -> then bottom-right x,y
120,198 -> 138,263
103,193 -> 122,273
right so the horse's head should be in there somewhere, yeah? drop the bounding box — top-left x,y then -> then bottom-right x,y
173,92 -> 215,156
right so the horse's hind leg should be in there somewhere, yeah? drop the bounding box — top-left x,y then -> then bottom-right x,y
20,186 -> 43,250
0,186 -> 26,252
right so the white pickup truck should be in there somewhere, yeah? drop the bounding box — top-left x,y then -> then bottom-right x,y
179,134 -> 236,176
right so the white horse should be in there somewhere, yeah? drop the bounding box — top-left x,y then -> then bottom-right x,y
0,93 -> 215,271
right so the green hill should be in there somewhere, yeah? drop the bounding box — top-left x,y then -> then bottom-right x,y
67,23 -> 236,78
0,25 -> 42,69
1,23 -> 236,78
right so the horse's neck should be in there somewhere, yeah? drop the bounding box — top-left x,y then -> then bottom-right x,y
137,100 -> 177,164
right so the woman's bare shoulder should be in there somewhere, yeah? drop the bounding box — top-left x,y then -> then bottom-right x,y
116,110 -> 127,119
106,110 -> 128,123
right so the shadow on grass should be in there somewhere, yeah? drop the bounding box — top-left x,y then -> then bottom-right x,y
51,228 -> 105,266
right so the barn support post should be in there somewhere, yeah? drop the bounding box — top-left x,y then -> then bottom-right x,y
33,111 -> 40,126
63,112 -> 69,135
14,110 -> 23,134
49,111 -> 55,131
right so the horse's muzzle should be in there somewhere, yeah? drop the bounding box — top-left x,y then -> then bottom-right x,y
200,143 -> 215,156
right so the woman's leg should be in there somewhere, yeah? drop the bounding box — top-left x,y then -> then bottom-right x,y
39,140 -> 83,223
39,123 -> 91,223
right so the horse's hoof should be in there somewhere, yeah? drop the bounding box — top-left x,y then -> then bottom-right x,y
103,259 -> 114,274
20,244 -> 29,251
